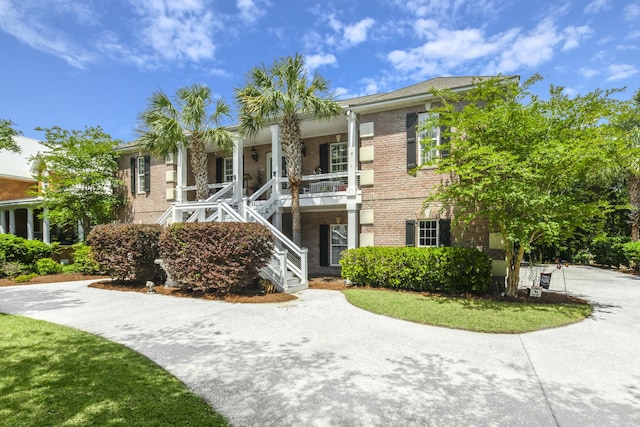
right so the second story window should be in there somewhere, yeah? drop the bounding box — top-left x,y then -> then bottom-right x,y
137,157 -> 146,193
330,142 -> 347,174
418,113 -> 440,165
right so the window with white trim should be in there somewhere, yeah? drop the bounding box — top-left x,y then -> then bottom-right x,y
330,142 -> 347,173
418,112 -> 440,165
330,224 -> 348,266
418,220 -> 439,247
223,157 -> 233,183
136,156 -> 146,193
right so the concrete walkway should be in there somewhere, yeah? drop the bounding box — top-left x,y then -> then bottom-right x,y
1,265 -> 639,426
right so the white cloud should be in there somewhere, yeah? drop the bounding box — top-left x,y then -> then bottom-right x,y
320,14 -> 375,49
0,0 -> 94,68
585,0 -> 610,14
388,17 -> 565,77
130,0 -> 217,64
401,0 -> 500,22
606,64 -> 638,81
305,53 -> 337,71
562,26 -> 591,51
624,3 -> 640,22
579,67 -> 599,78
236,0 -> 267,24
343,18 -> 375,45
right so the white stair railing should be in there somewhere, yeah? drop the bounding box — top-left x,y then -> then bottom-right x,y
185,181 -> 236,223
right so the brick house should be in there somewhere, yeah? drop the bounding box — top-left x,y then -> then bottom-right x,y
117,76 -> 508,291
0,136 -> 53,243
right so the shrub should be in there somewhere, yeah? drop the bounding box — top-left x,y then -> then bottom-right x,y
572,249 -> 591,264
0,234 -> 52,265
590,235 -> 629,268
340,246 -> 492,295
70,243 -> 101,275
36,258 -> 63,275
87,224 -> 162,282
0,261 -> 28,278
158,222 -> 273,293
623,241 -> 640,272
14,273 -> 38,283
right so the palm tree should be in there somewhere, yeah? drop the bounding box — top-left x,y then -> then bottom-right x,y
235,53 -> 342,245
137,84 -> 234,201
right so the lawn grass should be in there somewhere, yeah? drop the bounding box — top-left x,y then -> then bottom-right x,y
343,289 -> 592,333
0,313 -> 228,426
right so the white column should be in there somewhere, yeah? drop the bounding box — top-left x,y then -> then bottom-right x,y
176,145 -> 187,203
9,209 -> 16,235
43,207 -> 50,244
347,202 -> 359,249
346,110 -> 359,196
77,220 -> 84,241
0,209 -> 6,234
233,136 -> 243,204
271,124 -> 283,230
27,208 -> 34,240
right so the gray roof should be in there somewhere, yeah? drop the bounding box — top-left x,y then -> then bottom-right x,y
338,75 -> 517,108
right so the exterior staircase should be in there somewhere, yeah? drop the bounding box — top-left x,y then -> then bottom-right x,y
156,180 -> 308,293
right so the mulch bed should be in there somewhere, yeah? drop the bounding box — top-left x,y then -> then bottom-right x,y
1,273 -> 588,305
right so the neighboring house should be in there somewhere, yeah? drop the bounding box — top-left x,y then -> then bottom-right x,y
118,76 -> 509,291
0,136 -> 54,243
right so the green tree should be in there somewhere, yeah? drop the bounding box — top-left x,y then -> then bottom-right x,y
137,84 -> 234,201
424,75 -> 630,296
235,53 -> 342,246
33,126 -> 124,239
0,119 -> 22,153
620,88 -> 640,241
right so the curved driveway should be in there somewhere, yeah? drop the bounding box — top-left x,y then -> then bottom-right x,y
1,265 -> 639,426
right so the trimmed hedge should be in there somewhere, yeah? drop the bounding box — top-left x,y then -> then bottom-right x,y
158,222 -> 273,293
623,241 -> 640,272
340,246 -> 492,295
36,258 -> 63,275
0,234 -> 53,266
87,223 -> 162,282
71,243 -> 101,275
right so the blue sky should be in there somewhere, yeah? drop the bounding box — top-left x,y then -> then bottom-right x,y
1,0 -> 639,142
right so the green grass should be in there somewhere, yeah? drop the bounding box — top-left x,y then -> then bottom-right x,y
0,313 -> 228,426
343,289 -> 592,333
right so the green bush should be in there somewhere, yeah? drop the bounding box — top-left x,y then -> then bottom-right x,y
13,273 -> 38,283
0,234 -> 53,265
572,249 -> 591,264
340,246 -> 492,295
0,261 -> 28,278
35,258 -> 63,275
590,235 -> 629,268
623,241 -> 640,272
158,222 -> 273,293
70,243 -> 100,275
87,224 -> 163,282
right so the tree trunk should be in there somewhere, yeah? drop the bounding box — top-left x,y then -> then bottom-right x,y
190,139 -> 209,201
629,175 -> 640,242
505,241 -> 525,297
281,115 -> 303,246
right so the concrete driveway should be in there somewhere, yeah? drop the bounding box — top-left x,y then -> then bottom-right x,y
1,265 -> 639,426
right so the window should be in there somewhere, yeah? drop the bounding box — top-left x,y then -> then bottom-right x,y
137,157 -> 146,193
330,142 -> 347,173
224,157 -> 234,183
418,220 -> 439,247
418,112 -> 440,165
330,224 -> 348,266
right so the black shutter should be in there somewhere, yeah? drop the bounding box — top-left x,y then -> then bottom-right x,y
319,143 -> 329,174
144,155 -> 151,193
439,219 -> 451,246
406,113 -> 417,169
130,157 -> 136,194
406,220 -> 415,247
319,224 -> 329,267
215,157 -> 223,183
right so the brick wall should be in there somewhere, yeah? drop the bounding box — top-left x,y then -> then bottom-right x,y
118,153 -> 171,224
360,104 -> 489,249
0,177 -> 33,201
